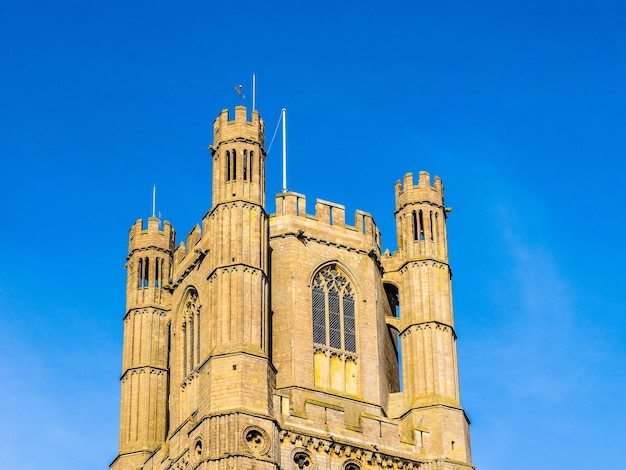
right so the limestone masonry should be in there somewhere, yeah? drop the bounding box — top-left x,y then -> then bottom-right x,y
111,106 -> 475,470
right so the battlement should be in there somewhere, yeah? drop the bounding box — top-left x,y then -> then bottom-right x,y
173,223 -> 203,266
272,192 -> 381,251
394,171 -> 444,209
212,106 -> 265,148
128,217 -> 176,253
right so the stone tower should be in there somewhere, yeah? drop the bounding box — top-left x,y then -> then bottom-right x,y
382,172 -> 472,463
111,105 -> 475,470
113,216 -> 175,470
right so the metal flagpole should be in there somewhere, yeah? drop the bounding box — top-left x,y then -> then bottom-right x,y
282,108 -> 287,193
152,184 -> 156,218
252,73 -> 256,110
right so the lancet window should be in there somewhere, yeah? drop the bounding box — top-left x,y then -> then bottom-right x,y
226,150 -> 231,181
137,257 -> 150,288
182,288 -> 201,378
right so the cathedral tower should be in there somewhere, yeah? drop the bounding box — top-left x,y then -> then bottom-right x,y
111,106 -> 475,470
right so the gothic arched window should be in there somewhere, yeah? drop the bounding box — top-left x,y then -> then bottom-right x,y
312,265 -> 355,352
312,265 -> 358,394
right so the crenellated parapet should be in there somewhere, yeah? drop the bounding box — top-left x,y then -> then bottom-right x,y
209,106 -> 267,208
211,106 -> 265,150
395,171 -> 444,211
126,217 -> 176,311
271,192 -> 381,255
128,217 -> 176,255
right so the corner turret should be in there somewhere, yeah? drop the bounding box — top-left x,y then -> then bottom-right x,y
112,217 -> 176,470
383,170 -> 471,465
126,217 -> 176,310
394,171 -> 448,260
209,106 -> 266,208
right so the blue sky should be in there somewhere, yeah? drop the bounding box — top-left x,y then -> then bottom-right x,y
1,1 -> 625,468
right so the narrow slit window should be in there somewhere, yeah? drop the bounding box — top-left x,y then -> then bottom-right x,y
412,211 -> 418,241
138,258 -> 143,288
418,210 -> 425,240
154,257 -> 160,288
144,258 -> 149,288
225,151 -> 231,181
243,150 -> 248,181
232,149 -> 237,180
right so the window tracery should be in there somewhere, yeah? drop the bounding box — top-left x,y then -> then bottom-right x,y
311,265 -> 358,394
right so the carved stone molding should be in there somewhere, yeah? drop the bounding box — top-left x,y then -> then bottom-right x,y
291,447 -> 316,470
279,430 -> 424,469
242,425 -> 271,456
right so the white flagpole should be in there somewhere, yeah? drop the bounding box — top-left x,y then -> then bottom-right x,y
282,108 -> 287,193
152,184 -> 156,218
252,73 -> 256,110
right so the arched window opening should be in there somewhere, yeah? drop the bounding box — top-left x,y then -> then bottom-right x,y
225,150 -> 231,181
249,151 -> 254,181
154,257 -> 160,288
232,149 -> 237,180
243,150 -> 248,181
435,212 -> 440,242
312,265 -> 358,394
384,283 -> 401,392
418,210 -> 425,240
384,283 -> 400,318
312,265 -> 355,352
143,257 -> 149,288
138,258 -> 143,288
412,211 -> 418,241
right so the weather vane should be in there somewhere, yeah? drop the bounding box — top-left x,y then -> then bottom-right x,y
234,84 -> 245,104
